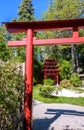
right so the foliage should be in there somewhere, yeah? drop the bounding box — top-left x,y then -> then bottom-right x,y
77,44 -> 84,68
33,59 -> 43,85
0,25 -> 19,62
0,42 -> 11,61
44,78 -> 54,85
59,60 -> 72,79
17,0 -> 34,22
70,73 -> 82,87
35,78 -> 55,97
39,85 -> 55,97
44,0 -> 84,20
0,61 -> 24,129
60,79 -> 73,88
33,86 -> 84,106
38,0 -> 84,72
33,46 -> 43,84
0,25 -> 7,43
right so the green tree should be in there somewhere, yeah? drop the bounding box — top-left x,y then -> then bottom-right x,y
77,29 -> 84,68
45,0 -> 84,20
0,25 -> 13,61
33,47 -> 43,84
0,24 -> 6,43
0,42 -> 11,61
59,60 -> 72,79
11,0 -> 35,62
17,0 -> 34,22
38,0 -> 84,72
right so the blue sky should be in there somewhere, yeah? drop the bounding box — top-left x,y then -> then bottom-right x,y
0,0 -> 49,22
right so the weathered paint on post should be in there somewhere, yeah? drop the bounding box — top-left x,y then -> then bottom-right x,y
24,29 -> 33,130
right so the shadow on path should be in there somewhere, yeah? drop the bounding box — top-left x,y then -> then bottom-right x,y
33,108 -> 84,130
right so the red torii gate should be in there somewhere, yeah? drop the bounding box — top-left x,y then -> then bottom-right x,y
5,19 -> 84,130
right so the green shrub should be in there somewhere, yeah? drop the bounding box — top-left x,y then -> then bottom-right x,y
39,85 -> 55,97
60,79 -> 73,88
35,84 -> 43,88
0,61 -> 24,129
70,73 -> 82,87
59,60 -> 72,80
44,78 -> 54,85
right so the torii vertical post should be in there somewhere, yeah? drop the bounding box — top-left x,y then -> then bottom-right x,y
25,29 -> 33,130
7,29 -> 33,130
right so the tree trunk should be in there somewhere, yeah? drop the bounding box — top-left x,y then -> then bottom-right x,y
71,44 -> 78,73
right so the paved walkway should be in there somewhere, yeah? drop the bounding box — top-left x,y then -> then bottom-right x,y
33,101 -> 84,130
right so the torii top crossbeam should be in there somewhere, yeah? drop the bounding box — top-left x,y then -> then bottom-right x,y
5,18 -> 84,33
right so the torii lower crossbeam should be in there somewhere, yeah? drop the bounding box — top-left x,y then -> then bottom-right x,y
8,37 -> 84,46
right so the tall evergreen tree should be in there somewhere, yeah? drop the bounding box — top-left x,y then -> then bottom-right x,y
17,0 -> 34,21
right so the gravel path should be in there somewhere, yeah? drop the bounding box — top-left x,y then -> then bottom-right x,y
52,88 -> 84,97
33,100 -> 84,130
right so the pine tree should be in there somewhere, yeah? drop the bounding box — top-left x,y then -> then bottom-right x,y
17,0 -> 34,21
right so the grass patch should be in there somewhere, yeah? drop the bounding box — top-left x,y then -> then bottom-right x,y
33,86 -> 84,106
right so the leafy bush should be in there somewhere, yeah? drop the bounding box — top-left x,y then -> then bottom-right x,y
59,60 -> 72,80
60,79 -> 73,88
35,79 -> 55,97
0,61 -> 24,129
39,85 -> 55,97
44,78 -> 54,85
70,73 -> 82,87
35,84 -> 43,88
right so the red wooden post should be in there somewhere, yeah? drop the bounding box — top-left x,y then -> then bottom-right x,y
73,27 -> 79,38
24,29 -> 33,130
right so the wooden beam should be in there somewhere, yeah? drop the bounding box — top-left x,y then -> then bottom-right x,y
4,19 -> 84,33
8,37 -> 84,47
